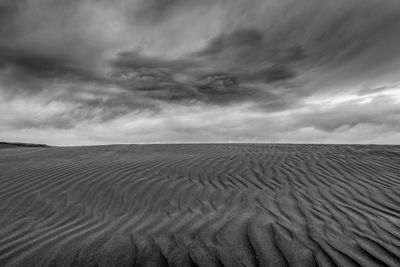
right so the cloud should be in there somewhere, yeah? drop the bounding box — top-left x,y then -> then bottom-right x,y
357,84 -> 400,96
110,52 -> 262,104
1,0 -> 400,144
294,94 -> 400,133
131,0 -> 216,24
195,28 -> 264,57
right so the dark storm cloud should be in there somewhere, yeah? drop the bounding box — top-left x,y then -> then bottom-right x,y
2,0 -> 400,99
111,51 -> 198,73
309,1 -> 400,66
192,27 -> 307,89
194,0 -> 400,85
111,52 -> 264,105
132,0 -> 211,23
0,1 -> 118,75
110,65 -> 256,105
195,73 -> 239,95
0,0 -> 26,37
196,28 -> 264,57
109,26 -> 304,106
0,0 -> 113,99
194,27 -> 298,66
0,46 -> 102,84
255,0 -> 400,88
110,52 -> 199,102
237,64 -> 297,84
1,0 -> 400,144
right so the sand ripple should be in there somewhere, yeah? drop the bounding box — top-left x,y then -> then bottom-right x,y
0,144 -> 399,266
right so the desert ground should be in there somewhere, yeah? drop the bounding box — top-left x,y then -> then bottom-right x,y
0,143 -> 399,266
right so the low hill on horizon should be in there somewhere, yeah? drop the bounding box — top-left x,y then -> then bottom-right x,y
0,141 -> 50,149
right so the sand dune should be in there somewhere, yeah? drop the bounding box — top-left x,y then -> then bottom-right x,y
0,144 -> 400,266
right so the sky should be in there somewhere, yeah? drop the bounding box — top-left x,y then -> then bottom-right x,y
1,0 -> 400,146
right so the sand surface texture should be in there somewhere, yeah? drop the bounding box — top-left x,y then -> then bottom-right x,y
0,144 -> 400,266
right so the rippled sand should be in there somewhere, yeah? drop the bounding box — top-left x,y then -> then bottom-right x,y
0,144 -> 399,266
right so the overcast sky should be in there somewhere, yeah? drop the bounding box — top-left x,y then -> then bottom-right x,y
1,0 -> 400,145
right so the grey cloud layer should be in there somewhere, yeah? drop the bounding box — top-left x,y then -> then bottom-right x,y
1,0 -> 400,143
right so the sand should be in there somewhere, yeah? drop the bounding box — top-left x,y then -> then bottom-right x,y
0,144 -> 399,266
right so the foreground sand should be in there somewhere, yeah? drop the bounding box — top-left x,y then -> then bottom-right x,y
0,144 -> 399,266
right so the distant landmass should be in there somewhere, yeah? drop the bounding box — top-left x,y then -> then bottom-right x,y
0,141 -> 49,149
